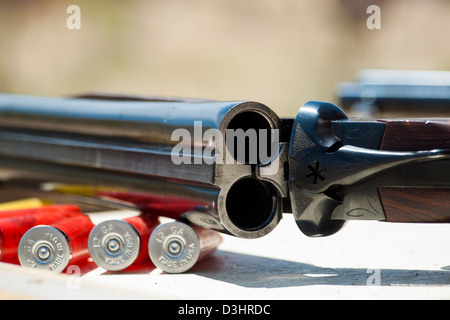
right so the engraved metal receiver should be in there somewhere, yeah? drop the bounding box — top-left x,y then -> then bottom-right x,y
288,101 -> 450,237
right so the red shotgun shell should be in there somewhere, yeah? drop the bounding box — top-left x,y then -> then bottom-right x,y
148,221 -> 223,273
88,215 -> 160,271
18,214 -> 95,273
0,204 -> 82,220
0,205 -> 84,264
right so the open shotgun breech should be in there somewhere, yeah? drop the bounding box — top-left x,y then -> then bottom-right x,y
0,93 -> 449,240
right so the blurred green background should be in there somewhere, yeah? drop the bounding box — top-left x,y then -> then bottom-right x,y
0,0 -> 449,117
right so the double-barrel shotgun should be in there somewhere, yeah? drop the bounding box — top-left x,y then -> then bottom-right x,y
0,92 -> 448,239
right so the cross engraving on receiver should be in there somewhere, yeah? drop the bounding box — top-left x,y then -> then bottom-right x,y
305,161 -> 326,184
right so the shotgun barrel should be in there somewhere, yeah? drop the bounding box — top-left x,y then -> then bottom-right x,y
0,93 -> 286,239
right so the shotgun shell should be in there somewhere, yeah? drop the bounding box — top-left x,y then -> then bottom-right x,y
0,205 -> 84,264
18,214 -> 94,273
148,221 -> 223,274
88,215 -> 159,271
0,198 -> 48,211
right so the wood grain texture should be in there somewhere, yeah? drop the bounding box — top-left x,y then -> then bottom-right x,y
379,187 -> 450,222
379,120 -> 450,152
377,119 -> 450,223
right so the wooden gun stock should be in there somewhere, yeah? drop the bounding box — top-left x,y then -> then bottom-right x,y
378,119 -> 450,223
